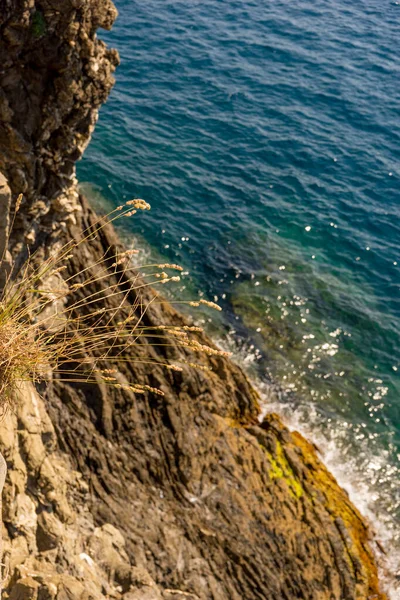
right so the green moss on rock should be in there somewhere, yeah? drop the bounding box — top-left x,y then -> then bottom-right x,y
31,11 -> 47,39
263,439 -> 303,499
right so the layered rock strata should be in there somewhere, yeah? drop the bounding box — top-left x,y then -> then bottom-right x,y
0,1 -> 387,599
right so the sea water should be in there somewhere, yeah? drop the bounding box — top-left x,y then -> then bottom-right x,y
78,0 -> 400,592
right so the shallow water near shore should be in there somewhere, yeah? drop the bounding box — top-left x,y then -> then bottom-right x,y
78,0 -> 400,592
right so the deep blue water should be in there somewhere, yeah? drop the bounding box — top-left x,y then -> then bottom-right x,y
78,0 -> 400,588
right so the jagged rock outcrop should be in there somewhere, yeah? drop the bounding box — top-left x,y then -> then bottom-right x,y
0,194 -> 387,599
0,0 -> 119,249
0,1 -> 387,599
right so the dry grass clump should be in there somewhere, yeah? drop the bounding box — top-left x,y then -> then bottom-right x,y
0,321 -> 49,407
0,197 -> 230,411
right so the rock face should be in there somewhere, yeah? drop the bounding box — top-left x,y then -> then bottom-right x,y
0,1 -> 387,599
0,175 -> 12,291
0,0 -> 119,247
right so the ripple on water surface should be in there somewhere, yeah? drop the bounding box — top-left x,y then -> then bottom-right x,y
79,0 -> 400,593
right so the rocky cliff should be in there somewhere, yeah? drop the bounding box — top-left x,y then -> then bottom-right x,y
0,2 -> 387,599
0,0 -> 118,251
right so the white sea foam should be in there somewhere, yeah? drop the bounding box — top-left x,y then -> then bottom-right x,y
260,393 -> 400,599
217,333 -> 400,599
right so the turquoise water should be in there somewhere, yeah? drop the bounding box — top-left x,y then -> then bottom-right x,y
78,0 -> 400,585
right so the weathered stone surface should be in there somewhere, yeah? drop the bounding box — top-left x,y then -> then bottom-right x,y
0,175 -> 10,250
0,174 -> 12,291
0,0 -> 119,243
8,577 -> 39,600
0,1 -> 388,599
0,198 -> 386,599
0,381 -> 133,599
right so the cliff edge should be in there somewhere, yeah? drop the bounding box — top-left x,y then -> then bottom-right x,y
0,2 -> 386,599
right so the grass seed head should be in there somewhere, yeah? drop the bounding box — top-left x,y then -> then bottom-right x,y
0,196 -> 226,410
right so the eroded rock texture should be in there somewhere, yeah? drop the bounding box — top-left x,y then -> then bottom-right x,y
0,199 -> 386,599
0,0 -> 119,247
0,1 -> 387,599
0,174 -> 12,290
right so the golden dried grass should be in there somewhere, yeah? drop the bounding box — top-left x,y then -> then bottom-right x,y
0,197 -> 229,410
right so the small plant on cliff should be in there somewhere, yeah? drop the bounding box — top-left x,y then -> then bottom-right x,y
31,10 -> 47,39
0,197 -> 229,410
